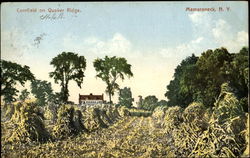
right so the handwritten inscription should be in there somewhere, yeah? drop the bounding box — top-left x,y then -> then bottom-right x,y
16,8 -> 81,20
40,13 -> 64,20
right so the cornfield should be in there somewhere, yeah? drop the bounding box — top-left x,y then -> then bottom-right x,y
1,84 -> 249,157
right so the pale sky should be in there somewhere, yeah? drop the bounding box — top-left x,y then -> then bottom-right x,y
1,2 -> 248,105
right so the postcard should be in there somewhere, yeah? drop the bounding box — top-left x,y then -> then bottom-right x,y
1,2 -> 249,158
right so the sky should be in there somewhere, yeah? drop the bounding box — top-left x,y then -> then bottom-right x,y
1,2 -> 248,105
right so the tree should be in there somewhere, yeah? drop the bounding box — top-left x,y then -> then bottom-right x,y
1,60 -> 35,103
142,95 -> 158,111
49,52 -> 86,103
165,47 -> 248,109
165,54 -> 198,107
19,89 -> 30,101
193,48 -> 232,106
223,47 -> 248,98
93,56 -> 133,104
136,95 -> 143,109
157,100 -> 168,106
221,47 -> 249,112
118,87 -> 134,108
31,79 -> 54,106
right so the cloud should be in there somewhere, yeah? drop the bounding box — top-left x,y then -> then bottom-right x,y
212,19 -> 231,40
188,12 -> 212,36
188,12 -> 248,53
157,12 -> 212,60
191,37 -> 204,44
237,31 -> 248,44
189,12 -> 211,25
159,36 -> 204,59
84,33 -> 132,56
212,19 -> 248,52
62,32 -> 142,59
159,13 -> 248,60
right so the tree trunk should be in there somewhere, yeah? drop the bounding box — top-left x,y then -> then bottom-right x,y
64,81 -> 69,103
109,91 -> 112,105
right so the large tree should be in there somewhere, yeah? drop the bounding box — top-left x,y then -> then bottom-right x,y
193,48 -> 232,106
118,87 -> 134,108
223,47 -> 248,98
165,54 -> 198,107
165,47 -> 248,109
93,56 -> 133,104
1,60 -> 35,103
49,52 -> 86,103
31,79 -> 54,106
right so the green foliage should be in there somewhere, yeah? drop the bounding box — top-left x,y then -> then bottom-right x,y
31,79 -> 54,106
136,95 -> 143,109
141,95 -> 158,111
1,60 -> 35,103
193,48 -> 233,106
49,52 -> 86,103
93,56 -> 133,104
19,89 -> 30,101
165,54 -> 198,107
157,100 -> 168,106
118,87 -> 134,108
223,47 -> 249,98
165,47 -> 249,110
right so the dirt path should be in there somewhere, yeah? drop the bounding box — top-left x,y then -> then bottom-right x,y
76,116 -> 170,157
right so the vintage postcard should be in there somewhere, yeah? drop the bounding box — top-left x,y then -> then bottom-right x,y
1,2 -> 249,157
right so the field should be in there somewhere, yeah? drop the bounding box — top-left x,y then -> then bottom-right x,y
1,98 -> 249,158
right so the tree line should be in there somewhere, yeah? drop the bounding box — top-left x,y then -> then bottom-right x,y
165,47 -> 248,112
1,53 -> 133,106
1,47 -> 248,111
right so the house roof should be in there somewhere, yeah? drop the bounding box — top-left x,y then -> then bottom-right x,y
79,93 -> 104,100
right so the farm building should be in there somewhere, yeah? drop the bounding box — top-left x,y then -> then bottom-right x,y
79,93 -> 104,105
